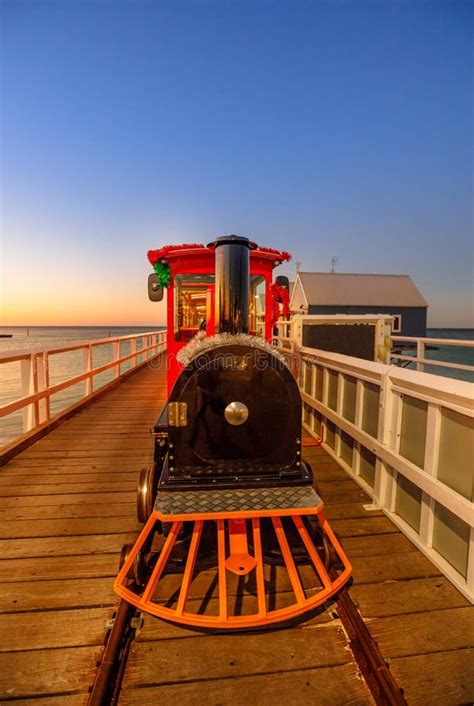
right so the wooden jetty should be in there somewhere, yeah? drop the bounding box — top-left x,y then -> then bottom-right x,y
0,362 -> 472,705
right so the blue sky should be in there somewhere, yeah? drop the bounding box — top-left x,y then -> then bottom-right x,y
1,0 -> 472,326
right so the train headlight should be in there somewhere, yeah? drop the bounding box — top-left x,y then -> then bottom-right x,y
224,401 -> 249,426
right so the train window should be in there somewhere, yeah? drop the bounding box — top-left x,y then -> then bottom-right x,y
174,274 -> 214,342
250,276 -> 266,337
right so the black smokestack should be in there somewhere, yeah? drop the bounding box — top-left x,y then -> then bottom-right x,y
209,235 -> 256,334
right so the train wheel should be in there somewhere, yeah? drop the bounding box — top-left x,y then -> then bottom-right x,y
321,531 -> 344,571
119,542 -> 147,587
137,464 -> 158,524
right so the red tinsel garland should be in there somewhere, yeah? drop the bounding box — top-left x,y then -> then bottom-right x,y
256,247 -> 292,262
147,244 -> 205,266
270,283 -> 291,327
148,243 -> 291,266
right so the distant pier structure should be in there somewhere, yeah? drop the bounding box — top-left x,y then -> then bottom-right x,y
290,272 -> 428,337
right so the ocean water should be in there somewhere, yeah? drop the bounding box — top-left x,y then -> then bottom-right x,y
0,326 -> 472,446
408,328 -> 474,383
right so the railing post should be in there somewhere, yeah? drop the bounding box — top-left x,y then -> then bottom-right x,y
419,404 -> 441,547
82,345 -> 93,396
335,373 -> 344,457
130,339 -> 137,368
467,527 -> 474,598
373,369 -> 395,509
112,341 -> 120,378
20,355 -> 35,432
416,339 -> 425,372
35,352 -> 50,424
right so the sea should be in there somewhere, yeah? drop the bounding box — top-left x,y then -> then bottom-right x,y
0,326 -> 472,446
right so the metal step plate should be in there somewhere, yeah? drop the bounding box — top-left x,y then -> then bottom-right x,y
155,485 -> 321,516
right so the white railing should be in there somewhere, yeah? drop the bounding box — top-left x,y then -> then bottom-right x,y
0,330 -> 167,452
288,343 -> 474,602
391,335 -> 474,375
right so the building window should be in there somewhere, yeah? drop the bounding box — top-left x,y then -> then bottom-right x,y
392,314 -> 402,333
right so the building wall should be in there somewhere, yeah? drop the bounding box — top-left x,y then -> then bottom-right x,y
307,305 -> 427,336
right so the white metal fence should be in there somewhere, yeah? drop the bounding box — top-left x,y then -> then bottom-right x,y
391,335 -> 474,376
289,344 -> 474,602
0,330 -> 166,452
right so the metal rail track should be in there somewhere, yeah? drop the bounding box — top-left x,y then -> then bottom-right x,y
88,589 -> 140,706
88,574 -> 407,706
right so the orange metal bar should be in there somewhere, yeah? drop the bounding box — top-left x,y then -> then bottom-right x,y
142,521 -> 182,603
114,507 -> 353,630
176,520 -> 203,616
225,519 -> 257,575
272,517 -> 306,605
217,519 -> 228,622
293,515 -> 332,589
155,504 -> 323,524
252,518 -> 267,618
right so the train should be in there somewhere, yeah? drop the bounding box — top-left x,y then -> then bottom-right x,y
114,235 -> 351,629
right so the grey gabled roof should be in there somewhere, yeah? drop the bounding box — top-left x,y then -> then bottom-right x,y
297,272 -> 428,308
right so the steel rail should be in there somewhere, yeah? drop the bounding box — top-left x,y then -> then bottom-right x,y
87,591 -> 139,706
332,572 -> 407,706
88,565 -> 407,706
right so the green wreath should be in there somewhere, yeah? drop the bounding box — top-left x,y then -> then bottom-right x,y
153,260 -> 171,288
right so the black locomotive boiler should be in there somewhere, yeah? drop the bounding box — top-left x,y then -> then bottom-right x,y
115,235 -> 351,629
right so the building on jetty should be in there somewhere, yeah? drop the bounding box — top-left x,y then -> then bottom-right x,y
291,272 -> 428,336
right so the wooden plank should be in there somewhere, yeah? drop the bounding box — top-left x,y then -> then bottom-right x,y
0,646 -> 100,700
10,450 -> 153,460
351,576 -> 469,617
0,577 -> 117,612
0,502 -> 136,521
0,532 -> 136,559
0,491 -> 133,507
123,626 -> 352,687
0,607 -> 112,651
318,480 -> 364,493
0,554 -> 119,582
0,482 -> 136,497
0,516 -> 140,539
323,503 -> 383,520
318,488 -> 369,504
29,439 -> 151,451
351,552 -> 441,584
0,695 -> 89,706
341,532 -> 417,557
1,460 -> 148,470
389,648 -> 474,706
369,607 -> 474,658
330,516 -> 398,538
0,471 -> 138,485
119,663 -> 373,706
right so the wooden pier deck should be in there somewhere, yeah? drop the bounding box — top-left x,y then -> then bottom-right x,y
0,363 -> 472,705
